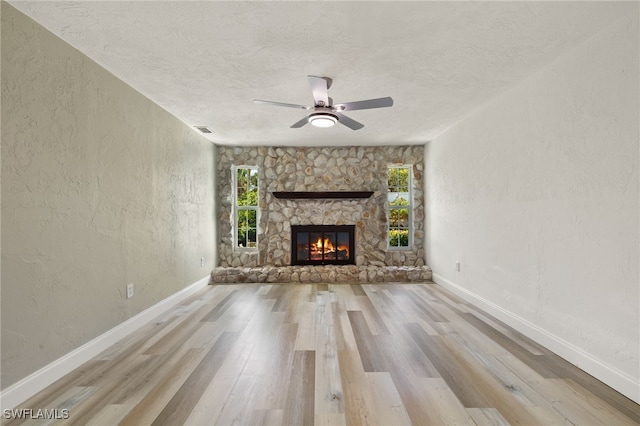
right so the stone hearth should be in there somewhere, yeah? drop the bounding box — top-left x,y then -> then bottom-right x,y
211,265 -> 432,284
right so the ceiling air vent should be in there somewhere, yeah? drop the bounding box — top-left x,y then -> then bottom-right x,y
195,126 -> 213,134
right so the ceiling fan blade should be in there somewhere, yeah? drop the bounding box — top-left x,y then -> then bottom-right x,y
307,75 -> 330,106
335,112 -> 364,130
335,97 -> 394,111
290,116 -> 309,128
254,99 -> 310,109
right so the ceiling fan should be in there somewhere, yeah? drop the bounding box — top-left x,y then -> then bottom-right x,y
253,75 -> 393,130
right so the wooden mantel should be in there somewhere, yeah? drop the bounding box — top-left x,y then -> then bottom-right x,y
272,191 -> 374,200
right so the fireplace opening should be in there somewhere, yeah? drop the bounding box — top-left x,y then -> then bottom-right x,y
291,225 -> 355,265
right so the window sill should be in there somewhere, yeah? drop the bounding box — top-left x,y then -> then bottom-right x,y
234,247 -> 258,252
387,246 -> 412,251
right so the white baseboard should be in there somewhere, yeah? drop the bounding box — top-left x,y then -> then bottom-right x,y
432,273 -> 640,404
1,276 -> 211,410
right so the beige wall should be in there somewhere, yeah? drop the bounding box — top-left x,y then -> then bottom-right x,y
425,12 -> 639,400
1,3 -> 214,389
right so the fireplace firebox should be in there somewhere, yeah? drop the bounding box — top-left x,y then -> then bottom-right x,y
291,225 -> 355,265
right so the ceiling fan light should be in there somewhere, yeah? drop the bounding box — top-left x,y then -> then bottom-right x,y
308,112 -> 337,128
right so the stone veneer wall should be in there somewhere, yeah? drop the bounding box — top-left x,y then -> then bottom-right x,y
216,145 -> 426,270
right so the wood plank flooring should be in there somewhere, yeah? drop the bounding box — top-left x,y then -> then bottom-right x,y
6,283 -> 639,425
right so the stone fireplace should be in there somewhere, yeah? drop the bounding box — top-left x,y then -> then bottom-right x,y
212,145 -> 432,283
291,225 -> 355,265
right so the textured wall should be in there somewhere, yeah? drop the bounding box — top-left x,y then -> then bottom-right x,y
217,146 -> 425,268
1,3 -> 214,389
425,13 -> 639,395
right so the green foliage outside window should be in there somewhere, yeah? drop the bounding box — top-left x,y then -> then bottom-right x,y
388,167 -> 409,193
389,230 -> 409,247
388,166 -> 411,248
236,167 -> 258,248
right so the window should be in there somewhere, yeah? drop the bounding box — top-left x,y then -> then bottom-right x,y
387,165 -> 411,249
233,166 -> 258,249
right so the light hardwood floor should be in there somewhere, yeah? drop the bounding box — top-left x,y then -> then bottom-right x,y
6,283 -> 639,425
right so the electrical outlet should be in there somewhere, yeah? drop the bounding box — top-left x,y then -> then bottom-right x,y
200,257 -> 204,267
455,261 -> 461,272
126,283 -> 134,299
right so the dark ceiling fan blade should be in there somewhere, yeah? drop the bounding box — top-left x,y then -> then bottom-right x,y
307,75 -> 330,106
290,116 -> 309,128
335,96 -> 394,111
254,99 -> 310,109
335,112 -> 364,130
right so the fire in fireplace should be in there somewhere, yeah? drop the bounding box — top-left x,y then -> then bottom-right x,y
291,225 -> 355,265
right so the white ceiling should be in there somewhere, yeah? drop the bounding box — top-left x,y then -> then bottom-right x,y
9,1 -> 630,147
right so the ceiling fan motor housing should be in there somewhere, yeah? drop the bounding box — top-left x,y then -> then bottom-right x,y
308,111 -> 339,127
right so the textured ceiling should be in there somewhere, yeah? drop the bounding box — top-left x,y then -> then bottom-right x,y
8,1 -> 630,146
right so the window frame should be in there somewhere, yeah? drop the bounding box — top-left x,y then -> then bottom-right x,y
387,165 -> 413,250
232,165 -> 259,251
